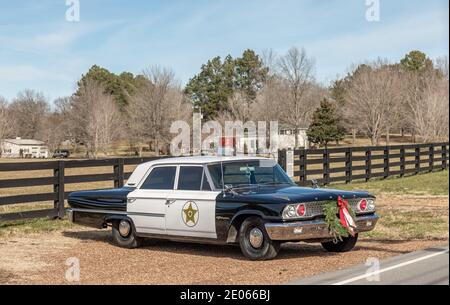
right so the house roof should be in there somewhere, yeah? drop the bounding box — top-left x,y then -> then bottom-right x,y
279,123 -> 309,130
3,139 -> 46,146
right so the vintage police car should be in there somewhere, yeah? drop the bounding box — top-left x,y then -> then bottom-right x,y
67,156 -> 379,260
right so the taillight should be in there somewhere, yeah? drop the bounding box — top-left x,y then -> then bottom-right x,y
359,199 -> 367,211
297,204 -> 306,217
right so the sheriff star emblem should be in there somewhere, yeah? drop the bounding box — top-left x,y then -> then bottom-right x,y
182,201 -> 199,227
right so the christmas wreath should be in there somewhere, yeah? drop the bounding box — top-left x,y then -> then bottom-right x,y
323,196 -> 357,242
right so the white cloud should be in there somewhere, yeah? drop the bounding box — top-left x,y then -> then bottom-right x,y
306,9 -> 449,82
0,65 -> 72,82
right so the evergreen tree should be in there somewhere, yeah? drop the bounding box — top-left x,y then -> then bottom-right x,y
184,50 -> 268,120
77,65 -> 137,110
307,99 -> 346,148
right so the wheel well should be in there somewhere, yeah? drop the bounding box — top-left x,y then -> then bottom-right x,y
226,214 -> 262,243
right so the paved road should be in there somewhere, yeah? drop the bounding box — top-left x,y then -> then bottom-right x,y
290,246 -> 449,285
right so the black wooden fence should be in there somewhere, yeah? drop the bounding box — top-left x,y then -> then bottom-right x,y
1,142 -> 449,222
0,157 -> 162,222
278,142 -> 449,186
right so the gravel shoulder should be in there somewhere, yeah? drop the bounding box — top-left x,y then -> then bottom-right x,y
0,195 -> 448,285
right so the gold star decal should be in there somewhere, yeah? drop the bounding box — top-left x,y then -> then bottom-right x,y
183,202 -> 198,225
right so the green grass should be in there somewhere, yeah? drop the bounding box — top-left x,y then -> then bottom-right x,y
362,208 -> 449,240
329,171 -> 449,196
0,217 -> 76,238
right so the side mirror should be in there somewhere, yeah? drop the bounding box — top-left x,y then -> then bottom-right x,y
311,179 -> 319,189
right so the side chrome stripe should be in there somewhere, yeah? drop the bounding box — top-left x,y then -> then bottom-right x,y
69,208 -> 165,218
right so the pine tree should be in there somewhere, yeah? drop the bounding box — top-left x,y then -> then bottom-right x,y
307,99 -> 346,148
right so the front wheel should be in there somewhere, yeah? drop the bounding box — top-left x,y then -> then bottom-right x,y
321,234 -> 358,252
238,217 -> 281,261
112,219 -> 142,249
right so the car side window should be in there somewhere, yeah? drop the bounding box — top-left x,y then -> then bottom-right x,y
177,166 -> 203,191
141,167 -> 177,190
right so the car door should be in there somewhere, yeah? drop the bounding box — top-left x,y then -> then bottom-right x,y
127,166 -> 177,235
165,165 -> 220,239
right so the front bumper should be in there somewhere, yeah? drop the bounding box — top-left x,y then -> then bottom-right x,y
265,214 -> 379,241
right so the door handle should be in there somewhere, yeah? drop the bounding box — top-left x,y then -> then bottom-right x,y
165,199 -> 176,206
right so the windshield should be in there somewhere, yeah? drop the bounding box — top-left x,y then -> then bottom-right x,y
207,160 -> 295,190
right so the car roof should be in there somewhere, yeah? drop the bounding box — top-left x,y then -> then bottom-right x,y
125,156 -> 273,187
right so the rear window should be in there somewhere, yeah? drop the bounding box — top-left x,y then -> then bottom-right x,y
141,167 -> 177,190
177,166 -> 204,191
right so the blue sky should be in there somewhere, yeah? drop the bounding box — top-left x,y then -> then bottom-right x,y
0,0 -> 448,102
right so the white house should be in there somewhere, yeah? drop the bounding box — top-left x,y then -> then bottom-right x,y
278,125 -> 309,149
1,138 -> 49,158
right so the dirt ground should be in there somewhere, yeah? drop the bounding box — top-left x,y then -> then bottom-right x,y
0,196 -> 448,285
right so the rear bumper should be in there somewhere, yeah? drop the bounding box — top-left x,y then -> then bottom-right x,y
265,214 -> 379,241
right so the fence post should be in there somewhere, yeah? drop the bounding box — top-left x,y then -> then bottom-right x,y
345,148 -> 352,184
383,146 -> 389,179
400,147 -> 406,177
298,149 -> 307,186
278,149 -> 287,171
323,149 -> 330,185
415,147 -> 421,175
365,149 -> 371,182
114,158 -> 125,188
429,144 -> 435,173
53,161 -> 65,219
442,144 -> 448,170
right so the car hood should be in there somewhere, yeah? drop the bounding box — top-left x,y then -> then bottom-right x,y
223,186 -> 373,204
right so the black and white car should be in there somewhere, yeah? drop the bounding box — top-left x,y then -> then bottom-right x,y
67,156 -> 379,260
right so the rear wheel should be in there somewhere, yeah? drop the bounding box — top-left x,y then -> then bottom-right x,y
321,234 -> 358,252
238,217 -> 281,261
112,219 -> 142,249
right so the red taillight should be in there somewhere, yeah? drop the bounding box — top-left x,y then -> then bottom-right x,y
359,199 -> 367,211
297,204 -> 306,217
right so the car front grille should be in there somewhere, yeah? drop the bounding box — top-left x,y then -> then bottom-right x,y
303,198 -> 364,218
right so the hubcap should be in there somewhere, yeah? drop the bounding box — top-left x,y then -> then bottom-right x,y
118,220 -> 131,237
249,228 -> 264,249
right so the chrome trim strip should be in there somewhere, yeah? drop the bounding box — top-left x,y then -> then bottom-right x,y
68,208 -> 165,218
265,214 -> 379,241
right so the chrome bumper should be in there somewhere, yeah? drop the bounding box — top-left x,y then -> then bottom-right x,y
265,214 -> 379,241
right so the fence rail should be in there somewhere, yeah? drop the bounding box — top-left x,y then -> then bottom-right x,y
0,157 -> 162,222
278,142 -> 449,186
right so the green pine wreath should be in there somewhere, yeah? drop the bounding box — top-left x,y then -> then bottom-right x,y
323,201 -> 356,242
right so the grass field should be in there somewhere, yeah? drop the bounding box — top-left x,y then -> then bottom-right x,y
330,170 -> 449,196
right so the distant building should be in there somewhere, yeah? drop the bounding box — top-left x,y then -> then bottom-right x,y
278,124 -> 309,149
1,137 -> 49,158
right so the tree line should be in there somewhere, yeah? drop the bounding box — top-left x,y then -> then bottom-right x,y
0,49 -> 448,158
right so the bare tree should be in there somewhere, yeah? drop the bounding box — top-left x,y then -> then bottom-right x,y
70,80 -> 123,158
436,56 -> 449,80
8,90 -> 50,139
277,47 -> 316,147
344,61 -> 403,145
404,69 -> 449,142
127,66 -> 191,156
0,97 -> 13,155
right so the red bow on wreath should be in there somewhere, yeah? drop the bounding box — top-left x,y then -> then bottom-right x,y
338,196 -> 357,236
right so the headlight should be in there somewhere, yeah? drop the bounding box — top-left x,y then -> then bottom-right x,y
282,204 -> 308,220
358,198 -> 376,212
367,198 -> 376,211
